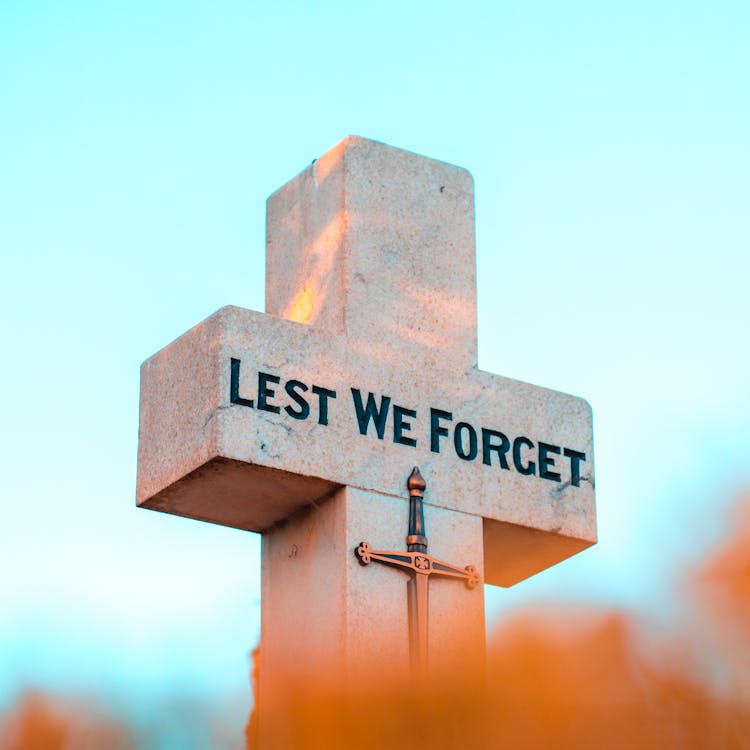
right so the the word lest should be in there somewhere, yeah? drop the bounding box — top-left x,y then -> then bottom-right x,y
230,358 -> 336,425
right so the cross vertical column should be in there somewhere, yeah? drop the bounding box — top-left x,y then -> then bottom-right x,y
257,138 -> 486,744
259,486 -> 486,745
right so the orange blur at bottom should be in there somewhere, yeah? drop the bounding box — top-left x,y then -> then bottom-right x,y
0,692 -> 133,750
247,493 -> 750,750
248,662 -> 489,750
2,495 -> 749,749
0,694 -> 70,750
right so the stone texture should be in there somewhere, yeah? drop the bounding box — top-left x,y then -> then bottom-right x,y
266,136 -> 478,369
137,303 -> 595,584
257,485 -> 486,744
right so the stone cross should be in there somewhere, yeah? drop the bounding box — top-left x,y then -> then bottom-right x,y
136,136 -> 596,738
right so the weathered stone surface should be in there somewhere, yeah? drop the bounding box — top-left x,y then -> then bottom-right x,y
137,137 -> 596,588
259,486 -> 485,681
257,485 -> 486,745
266,136 -> 478,369
138,303 -> 594,586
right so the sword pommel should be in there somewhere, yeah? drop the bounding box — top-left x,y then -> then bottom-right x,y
407,466 -> 426,496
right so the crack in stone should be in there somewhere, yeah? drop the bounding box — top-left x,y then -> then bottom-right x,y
202,404 -> 231,430
554,474 -> 595,494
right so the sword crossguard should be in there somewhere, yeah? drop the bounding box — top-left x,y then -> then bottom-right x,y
353,547 -> 481,588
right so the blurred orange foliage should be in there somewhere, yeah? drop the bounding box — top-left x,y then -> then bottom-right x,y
486,609 -> 750,749
0,693 -> 69,750
0,692 -> 134,750
696,492 -> 750,638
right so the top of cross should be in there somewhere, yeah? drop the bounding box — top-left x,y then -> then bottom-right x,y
265,136 -> 478,371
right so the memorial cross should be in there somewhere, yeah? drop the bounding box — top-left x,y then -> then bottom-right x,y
136,136 -> 596,737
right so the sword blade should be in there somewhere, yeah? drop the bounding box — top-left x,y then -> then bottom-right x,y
407,572 -> 429,675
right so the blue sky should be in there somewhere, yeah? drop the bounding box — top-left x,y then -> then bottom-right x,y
1,0 -> 748,744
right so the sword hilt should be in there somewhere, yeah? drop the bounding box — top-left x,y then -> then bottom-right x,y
407,466 -> 428,553
355,467 -> 480,677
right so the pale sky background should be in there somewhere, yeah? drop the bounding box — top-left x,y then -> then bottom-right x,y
1,1 -> 748,747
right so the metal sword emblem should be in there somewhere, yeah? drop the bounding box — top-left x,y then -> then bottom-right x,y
354,466 -> 481,673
